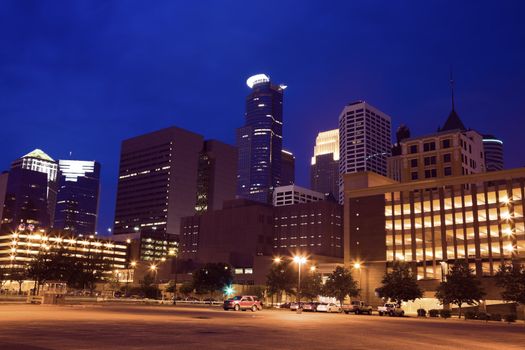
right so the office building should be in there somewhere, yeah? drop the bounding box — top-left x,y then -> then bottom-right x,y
113,231 -> 178,262
338,101 -> 392,203
53,160 -> 101,235
281,150 -> 295,186
0,172 -> 8,223
387,106 -> 485,182
11,149 -> 58,224
272,185 -> 325,207
311,129 -> 339,198
195,140 -> 237,213
237,74 -> 286,204
483,134 -> 504,172
0,227 -> 128,274
343,169 -> 525,305
1,168 -> 50,230
114,127 -> 236,237
273,200 -> 343,258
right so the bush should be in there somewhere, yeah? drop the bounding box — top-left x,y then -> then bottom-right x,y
504,314 -> 517,323
440,309 -> 452,319
476,312 -> 490,321
429,309 -> 440,317
464,310 -> 477,320
417,308 -> 427,317
490,313 -> 502,322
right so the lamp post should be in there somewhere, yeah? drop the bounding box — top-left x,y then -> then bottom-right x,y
293,255 -> 307,314
353,262 -> 362,298
150,264 -> 158,283
169,248 -> 177,305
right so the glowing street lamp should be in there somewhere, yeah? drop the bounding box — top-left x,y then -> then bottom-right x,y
310,266 -> 317,272
150,264 -> 158,283
273,257 -> 282,264
353,261 -> 363,294
224,285 -> 235,298
293,255 -> 307,313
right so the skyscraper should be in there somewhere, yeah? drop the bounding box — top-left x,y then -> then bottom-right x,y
1,168 -> 49,230
310,129 -> 339,198
114,127 -> 237,237
11,149 -> 58,224
482,134 -> 504,171
338,101 -> 392,203
236,74 -> 286,204
280,150 -> 295,186
195,140 -> 238,213
53,160 -> 101,235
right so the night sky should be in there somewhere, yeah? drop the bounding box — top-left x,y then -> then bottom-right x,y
1,1 -> 524,234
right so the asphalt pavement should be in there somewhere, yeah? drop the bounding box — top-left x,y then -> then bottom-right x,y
0,304 -> 524,350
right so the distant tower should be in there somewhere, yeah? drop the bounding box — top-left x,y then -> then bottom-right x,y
11,149 -> 58,225
280,150 -> 295,186
338,101 -> 392,203
482,134 -> 504,171
236,74 -> 286,203
310,129 -> 339,198
54,160 -> 101,235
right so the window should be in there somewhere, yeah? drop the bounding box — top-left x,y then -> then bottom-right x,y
409,145 -> 418,154
443,153 -> 451,163
425,169 -> 437,178
410,159 -> 418,168
442,139 -> 451,149
411,172 -> 418,180
423,142 -> 436,152
424,156 -> 436,166
444,167 -> 452,176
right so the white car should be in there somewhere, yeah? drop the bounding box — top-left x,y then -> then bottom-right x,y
316,302 -> 341,313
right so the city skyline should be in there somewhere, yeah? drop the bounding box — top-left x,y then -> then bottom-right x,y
1,1 -> 524,232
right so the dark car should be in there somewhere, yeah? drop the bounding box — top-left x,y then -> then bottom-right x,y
223,295 -> 262,312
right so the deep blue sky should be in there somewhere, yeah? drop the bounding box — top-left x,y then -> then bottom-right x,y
1,1 -> 524,234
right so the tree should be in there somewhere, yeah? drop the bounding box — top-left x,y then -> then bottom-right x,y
179,281 -> 194,297
301,272 -> 323,301
435,261 -> 485,318
323,266 -> 359,306
375,262 -> 423,307
266,261 -> 296,303
165,280 -> 177,293
495,263 -> 525,319
139,274 -> 161,299
192,263 -> 233,301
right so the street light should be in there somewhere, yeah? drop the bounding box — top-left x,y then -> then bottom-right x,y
150,264 -> 158,283
310,265 -> 317,272
353,261 -> 363,298
273,257 -> 282,264
293,255 -> 307,313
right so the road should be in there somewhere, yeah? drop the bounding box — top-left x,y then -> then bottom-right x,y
0,304 -> 524,349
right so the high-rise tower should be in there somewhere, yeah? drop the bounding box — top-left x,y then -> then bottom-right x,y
236,74 -> 286,203
338,101 -> 392,203
310,129 -> 339,198
482,134 -> 504,171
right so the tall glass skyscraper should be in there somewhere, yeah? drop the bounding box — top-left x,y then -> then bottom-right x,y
54,160 -> 101,235
236,74 -> 286,203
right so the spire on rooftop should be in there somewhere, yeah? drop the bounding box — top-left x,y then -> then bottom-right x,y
21,149 -> 55,162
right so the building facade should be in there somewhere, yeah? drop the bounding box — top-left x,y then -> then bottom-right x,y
11,149 -> 58,224
272,185 -> 325,207
280,150 -> 295,186
53,160 -> 101,235
311,129 -> 339,198
338,101 -> 392,203
344,169 -> 525,305
483,134 -> 504,172
236,74 -> 286,204
273,200 -> 343,258
1,168 -> 50,230
195,140 -> 237,213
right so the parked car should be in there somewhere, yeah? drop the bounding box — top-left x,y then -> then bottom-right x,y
290,302 -> 305,311
342,301 -> 373,315
303,302 -> 321,312
377,303 -> 405,317
316,303 -> 342,313
184,297 -> 200,303
223,295 -> 262,312
279,302 -> 291,309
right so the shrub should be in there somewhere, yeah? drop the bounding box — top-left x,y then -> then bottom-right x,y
429,309 -> 440,317
490,313 -> 502,321
504,314 -> 517,323
440,309 -> 452,319
476,312 -> 490,321
464,310 -> 477,320
417,308 -> 427,317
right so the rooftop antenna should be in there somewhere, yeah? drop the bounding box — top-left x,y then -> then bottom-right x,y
449,66 -> 455,111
